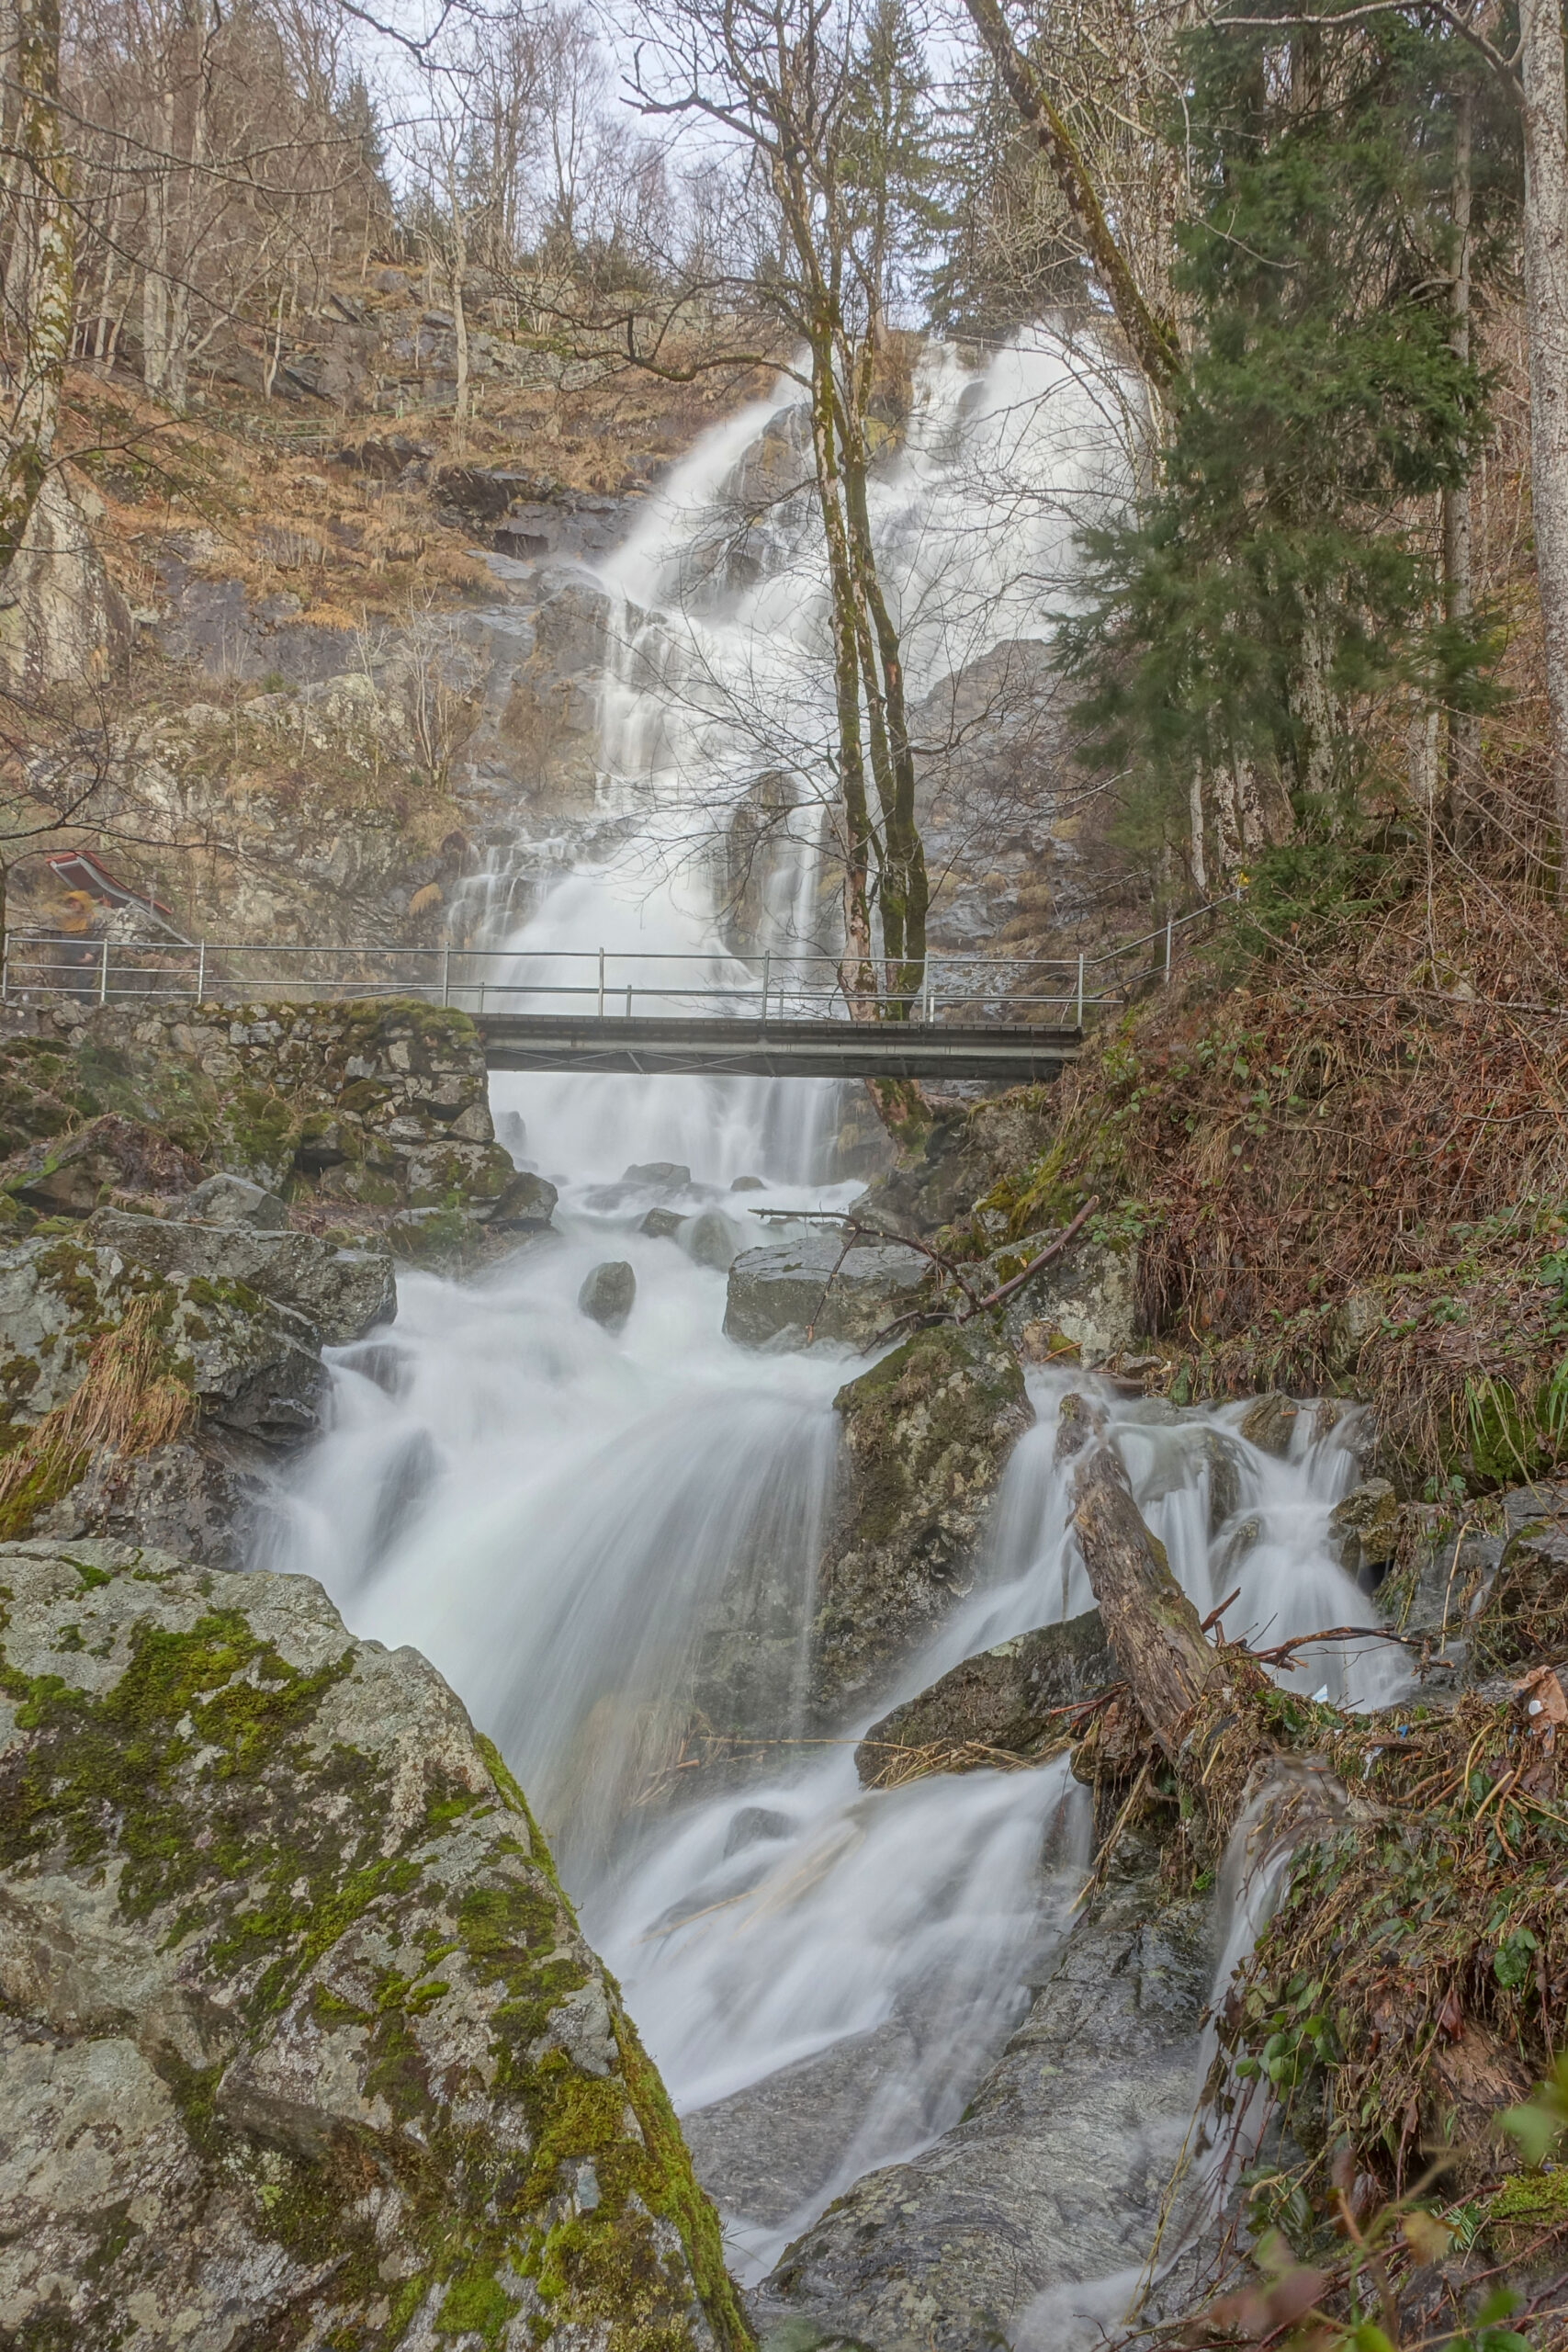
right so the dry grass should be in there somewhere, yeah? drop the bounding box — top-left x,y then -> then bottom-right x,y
979,867 -> 1568,1488
0,1294 -> 195,1541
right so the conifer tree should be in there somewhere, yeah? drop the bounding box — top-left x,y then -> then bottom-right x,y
1060,11 -> 1503,893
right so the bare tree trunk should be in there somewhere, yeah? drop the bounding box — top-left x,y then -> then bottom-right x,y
1189,762 -> 1209,893
1445,91 -> 1481,845
1519,0 -> 1568,897
807,324 -> 874,1008
961,0 -> 1181,395
1058,1399 -> 1223,1753
0,0 -> 71,572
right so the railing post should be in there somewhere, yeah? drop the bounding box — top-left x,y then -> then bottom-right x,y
1076,952 -> 1084,1030
442,945 -> 451,1008
626,982 -> 633,1019
761,951 -> 770,1031
98,938 -> 109,1006
597,948 -> 604,1019
923,963 -> 934,1024
1164,915 -> 1173,985
195,942 -> 206,1005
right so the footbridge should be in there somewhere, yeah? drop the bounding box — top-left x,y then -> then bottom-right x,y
2,915 -> 1223,1082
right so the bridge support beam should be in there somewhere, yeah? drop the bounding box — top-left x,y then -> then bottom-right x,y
475,1014 -> 1082,1082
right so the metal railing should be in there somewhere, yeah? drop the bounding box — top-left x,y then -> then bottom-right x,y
0,893 -> 1240,1028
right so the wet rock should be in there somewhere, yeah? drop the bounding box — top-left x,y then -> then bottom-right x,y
580,1259 -> 637,1331
731,1174 -> 766,1192
626,1160 -> 693,1191
857,1087 -> 1060,1235
0,1541 -> 746,2352
723,1804 -> 796,1858
0,1112 -> 204,1216
724,1231 -> 931,1351
811,1326 -> 1034,1719
174,1170 -> 289,1228
487,1167 -> 558,1229
0,1234 -> 323,1446
1214,1514 -> 1264,1581
1327,1477 -> 1400,1581
757,1869 -> 1213,2352
494,1107 -> 528,1160
32,1433 -> 266,1569
1470,1484 -> 1568,1675
1204,1428 -> 1248,1535
1240,1390 -> 1300,1456
682,1207 -> 743,1271
856,1611 -> 1116,1786
982,1238 -> 1139,1366
1324,1287 -> 1382,1380
87,1207 -> 396,1348
641,1205 -> 685,1240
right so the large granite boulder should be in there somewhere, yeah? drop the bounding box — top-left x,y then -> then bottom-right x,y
811,1325 -> 1033,1719
87,1206 -> 396,1349
724,1230 -> 932,1351
0,1233 -> 323,1446
855,1611 -> 1117,1786
757,1862 -> 1213,2352
0,1542 -> 749,2352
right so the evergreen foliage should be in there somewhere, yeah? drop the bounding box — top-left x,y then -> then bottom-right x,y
1060,10 -> 1513,888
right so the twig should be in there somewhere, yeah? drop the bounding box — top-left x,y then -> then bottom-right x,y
866,1194 -> 1100,1347
1248,1623 -> 1427,1669
1201,1585 -> 1243,1634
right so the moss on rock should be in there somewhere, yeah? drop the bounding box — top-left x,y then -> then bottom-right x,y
809,1324 -> 1033,1720
0,1541 -> 750,2351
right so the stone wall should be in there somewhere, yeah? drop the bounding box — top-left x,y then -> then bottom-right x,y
0,995 -> 522,1220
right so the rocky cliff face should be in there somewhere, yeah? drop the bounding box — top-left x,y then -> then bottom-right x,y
0,1539 -> 750,2352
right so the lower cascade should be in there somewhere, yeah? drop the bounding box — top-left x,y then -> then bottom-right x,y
266,924 -> 1405,2343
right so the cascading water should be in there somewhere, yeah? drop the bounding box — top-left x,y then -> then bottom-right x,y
266,331 -> 1404,2321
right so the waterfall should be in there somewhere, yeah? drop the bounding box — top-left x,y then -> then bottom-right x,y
266,331 -> 1401,2308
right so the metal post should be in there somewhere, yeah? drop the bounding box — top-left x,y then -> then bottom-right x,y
761,951 -> 771,1031
597,948 -> 604,1019
626,982 -> 633,1018
442,946 -> 451,1008
923,963 -> 933,1024
196,942 -> 206,1005
98,938 -> 109,1005
1164,916 -> 1173,985
1076,953 -> 1084,1030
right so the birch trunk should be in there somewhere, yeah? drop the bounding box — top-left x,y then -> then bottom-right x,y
1444,92 -> 1481,842
1518,0 -> 1568,896
0,0 -> 71,572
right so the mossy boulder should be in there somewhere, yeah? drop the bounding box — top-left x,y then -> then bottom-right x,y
1471,1485 -> 1568,1676
810,1324 -> 1033,1719
0,1235 -> 323,1449
854,1609 -> 1116,1785
87,1204 -> 396,1348
723,1231 -> 931,1351
0,1541 -> 751,2352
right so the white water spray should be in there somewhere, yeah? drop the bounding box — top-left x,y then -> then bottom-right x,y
269,333 -> 1398,2303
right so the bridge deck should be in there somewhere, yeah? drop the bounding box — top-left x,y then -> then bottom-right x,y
475,1013 -> 1082,1080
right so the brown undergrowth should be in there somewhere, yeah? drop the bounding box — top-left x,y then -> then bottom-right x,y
976,869 -> 1568,1491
